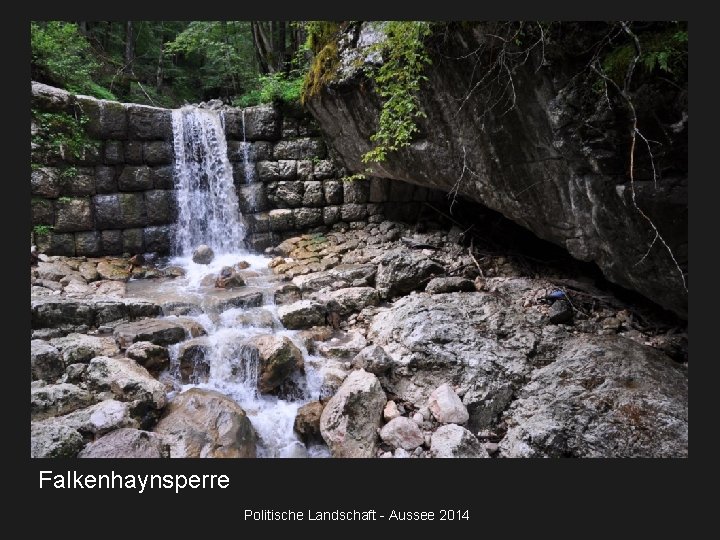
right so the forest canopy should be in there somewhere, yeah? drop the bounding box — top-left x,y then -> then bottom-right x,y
30,21 -> 309,108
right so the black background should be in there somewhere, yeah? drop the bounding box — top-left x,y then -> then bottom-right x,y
9,0 -> 706,533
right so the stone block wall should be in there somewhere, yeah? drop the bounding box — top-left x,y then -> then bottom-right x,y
31,82 -> 175,256
31,82 -> 446,256
222,104 -> 445,251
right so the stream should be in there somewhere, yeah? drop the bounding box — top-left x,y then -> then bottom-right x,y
126,105 -> 330,457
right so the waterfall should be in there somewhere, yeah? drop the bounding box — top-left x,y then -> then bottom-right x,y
171,106 -> 245,255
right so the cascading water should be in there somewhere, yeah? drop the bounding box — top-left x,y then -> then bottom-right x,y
171,107 -> 245,255
131,105 -> 330,457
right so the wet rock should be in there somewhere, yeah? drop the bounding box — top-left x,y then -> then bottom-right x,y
31,383 -> 94,420
546,299 -> 573,324
192,244 -> 215,265
499,336 -> 688,458
383,400 -> 401,421
320,369 -> 386,458
430,424 -> 486,458
426,277 -> 476,294
245,335 -> 304,394
274,283 -> 302,305
31,339 -> 64,382
177,338 -> 211,384
278,300 -> 326,329
294,400 -> 325,444
428,383 -> 470,424
154,388 -> 257,458
85,356 -> 167,410
380,416 -> 425,450
214,268 -> 246,289
206,290 -> 263,312
126,341 -> 170,373
351,345 -> 393,375
78,428 -> 169,458
318,331 -> 367,359
375,249 -> 443,298
114,318 -> 205,348
30,421 -> 85,458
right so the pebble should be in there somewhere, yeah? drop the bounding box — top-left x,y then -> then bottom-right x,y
412,412 -> 424,425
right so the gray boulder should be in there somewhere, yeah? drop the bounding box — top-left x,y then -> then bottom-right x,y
85,356 -> 167,410
31,421 -> 85,458
78,428 -> 169,458
278,300 -> 326,329
430,424 -> 486,458
154,388 -> 257,458
375,249 -> 443,298
126,341 -> 170,373
31,383 -> 94,420
428,383 -> 470,424
380,417 -> 425,450
499,336 -> 688,458
426,277 -> 476,294
320,369 -> 386,458
31,339 -> 64,381
244,335 -> 304,394
192,244 -> 215,264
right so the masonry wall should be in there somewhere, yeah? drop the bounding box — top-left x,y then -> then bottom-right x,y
31,82 -> 444,256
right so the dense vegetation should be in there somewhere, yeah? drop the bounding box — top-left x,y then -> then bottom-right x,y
31,21 -> 687,165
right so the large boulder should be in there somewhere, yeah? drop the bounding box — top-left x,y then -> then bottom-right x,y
50,333 -> 119,365
327,287 -> 379,315
244,335 -> 304,394
430,424 -> 486,458
426,277 -> 476,294
154,388 -> 257,458
114,317 -> 205,348
379,417 -> 425,450
31,383 -> 94,420
277,300 -> 326,329
305,22 -> 688,317
85,356 -> 167,411
78,428 -> 169,458
320,369 -> 386,458
498,336 -> 688,458
126,341 -> 170,373
375,249 -> 443,298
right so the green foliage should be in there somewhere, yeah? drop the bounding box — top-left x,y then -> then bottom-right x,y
57,196 -> 72,203
301,22 -> 341,102
234,72 -> 304,107
33,224 -> 53,235
361,22 -> 433,163
602,24 -> 688,85
31,22 -> 115,100
342,173 -> 367,181
31,110 -> 98,161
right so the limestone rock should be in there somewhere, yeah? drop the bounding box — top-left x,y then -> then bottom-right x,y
192,244 -> 215,265
78,428 -> 169,458
498,336 -> 688,458
31,339 -> 64,381
428,383 -> 470,424
126,341 -> 170,373
244,335 -> 304,394
154,388 -> 257,458
426,277 -> 476,294
320,369 -> 386,458
85,356 -> 167,410
294,400 -> 325,444
430,424 -> 486,458
375,249 -> 443,298
31,383 -> 94,420
380,416 -> 424,450
277,300 -> 326,329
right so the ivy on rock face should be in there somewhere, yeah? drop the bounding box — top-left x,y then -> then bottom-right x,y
362,21 -> 432,164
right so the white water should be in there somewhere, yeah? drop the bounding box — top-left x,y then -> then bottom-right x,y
161,106 -> 329,457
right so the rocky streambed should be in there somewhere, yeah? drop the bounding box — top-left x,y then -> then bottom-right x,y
30,219 -> 688,458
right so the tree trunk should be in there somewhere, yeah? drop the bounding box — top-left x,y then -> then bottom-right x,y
277,21 -> 287,73
124,21 -> 135,73
251,21 -> 273,74
156,22 -> 164,91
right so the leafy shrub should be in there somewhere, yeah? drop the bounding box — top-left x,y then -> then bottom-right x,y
234,72 -> 304,107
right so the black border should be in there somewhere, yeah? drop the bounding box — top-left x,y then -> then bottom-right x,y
9,0 -> 705,530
